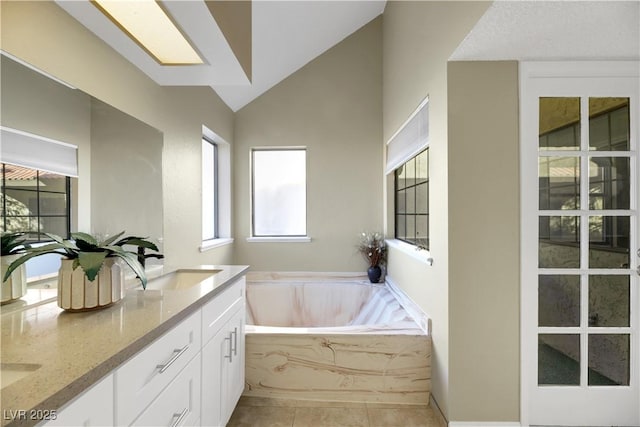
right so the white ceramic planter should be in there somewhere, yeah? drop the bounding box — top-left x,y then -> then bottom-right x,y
1,254 -> 27,304
57,258 -> 125,311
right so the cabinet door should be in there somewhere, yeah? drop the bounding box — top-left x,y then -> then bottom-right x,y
43,375 -> 113,426
201,325 -> 228,427
201,305 -> 245,427
225,307 -> 245,418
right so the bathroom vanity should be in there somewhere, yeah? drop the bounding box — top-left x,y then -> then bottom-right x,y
0,265 -> 248,427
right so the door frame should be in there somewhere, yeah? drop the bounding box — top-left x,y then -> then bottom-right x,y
519,61 -> 640,426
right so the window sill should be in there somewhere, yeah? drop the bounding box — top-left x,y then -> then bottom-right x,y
385,239 -> 433,266
200,238 -> 234,252
246,236 -> 312,243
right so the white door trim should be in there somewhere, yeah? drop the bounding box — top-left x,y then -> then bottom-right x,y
519,60 -> 640,427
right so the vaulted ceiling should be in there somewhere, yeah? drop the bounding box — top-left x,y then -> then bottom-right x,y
56,0 -> 386,112
55,1 -> 639,113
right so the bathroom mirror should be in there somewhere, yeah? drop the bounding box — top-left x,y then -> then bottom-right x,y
0,53 -> 163,292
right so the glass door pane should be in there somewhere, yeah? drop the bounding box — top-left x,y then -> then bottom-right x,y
537,96 -> 634,389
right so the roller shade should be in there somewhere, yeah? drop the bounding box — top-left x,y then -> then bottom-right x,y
0,126 -> 78,177
385,97 -> 429,174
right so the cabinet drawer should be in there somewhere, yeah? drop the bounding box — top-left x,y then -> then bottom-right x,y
115,311 -> 201,426
131,353 -> 201,427
202,277 -> 245,344
42,374 -> 113,426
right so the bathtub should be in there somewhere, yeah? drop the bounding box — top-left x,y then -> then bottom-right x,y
244,272 -> 431,405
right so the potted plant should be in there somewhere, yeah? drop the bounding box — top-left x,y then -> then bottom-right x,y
1,232 -> 30,304
3,231 -> 162,311
357,232 -> 387,283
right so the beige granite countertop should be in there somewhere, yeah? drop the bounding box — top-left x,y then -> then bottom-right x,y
0,264 -> 249,427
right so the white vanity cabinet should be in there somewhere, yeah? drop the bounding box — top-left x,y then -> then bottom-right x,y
201,277 -> 246,427
39,274 -> 246,427
42,374 -> 114,426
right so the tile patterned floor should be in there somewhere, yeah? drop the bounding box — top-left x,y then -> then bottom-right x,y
227,396 -> 446,427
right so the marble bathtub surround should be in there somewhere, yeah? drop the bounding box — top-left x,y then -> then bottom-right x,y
245,333 -> 431,404
0,264 -> 248,427
244,273 -> 432,405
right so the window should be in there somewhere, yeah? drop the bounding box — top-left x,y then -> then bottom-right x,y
395,149 -> 428,249
200,127 -> 232,250
202,137 -> 218,241
251,148 -> 307,237
1,163 -> 71,241
387,97 -> 429,255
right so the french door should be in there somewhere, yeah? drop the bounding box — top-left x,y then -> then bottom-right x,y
521,62 -> 640,426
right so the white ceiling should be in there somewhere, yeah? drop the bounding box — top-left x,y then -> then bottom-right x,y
56,1 -> 639,112
56,0 -> 386,112
451,1 -> 640,61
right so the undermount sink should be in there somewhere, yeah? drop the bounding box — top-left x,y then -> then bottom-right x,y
1,363 -> 41,389
143,269 -> 221,291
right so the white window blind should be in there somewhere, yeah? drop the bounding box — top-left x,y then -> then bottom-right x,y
385,97 -> 429,174
0,126 -> 78,177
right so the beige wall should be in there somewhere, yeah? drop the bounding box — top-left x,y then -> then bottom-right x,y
1,1 -> 235,266
382,1 -> 490,418
233,17 -> 383,271
448,61 -> 520,422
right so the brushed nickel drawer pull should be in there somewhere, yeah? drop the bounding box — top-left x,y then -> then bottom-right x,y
170,407 -> 188,427
157,345 -> 189,373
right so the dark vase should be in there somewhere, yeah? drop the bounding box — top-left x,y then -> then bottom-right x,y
367,265 -> 382,283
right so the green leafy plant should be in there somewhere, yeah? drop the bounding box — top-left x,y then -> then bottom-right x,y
356,232 -> 387,267
1,232 -> 30,256
2,231 -> 161,289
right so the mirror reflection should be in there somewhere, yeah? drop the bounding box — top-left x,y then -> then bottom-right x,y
0,53 -> 164,297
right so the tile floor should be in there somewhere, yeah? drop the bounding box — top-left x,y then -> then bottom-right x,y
227,396 -> 446,427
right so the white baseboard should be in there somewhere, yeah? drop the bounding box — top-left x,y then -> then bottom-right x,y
449,423 -> 521,427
